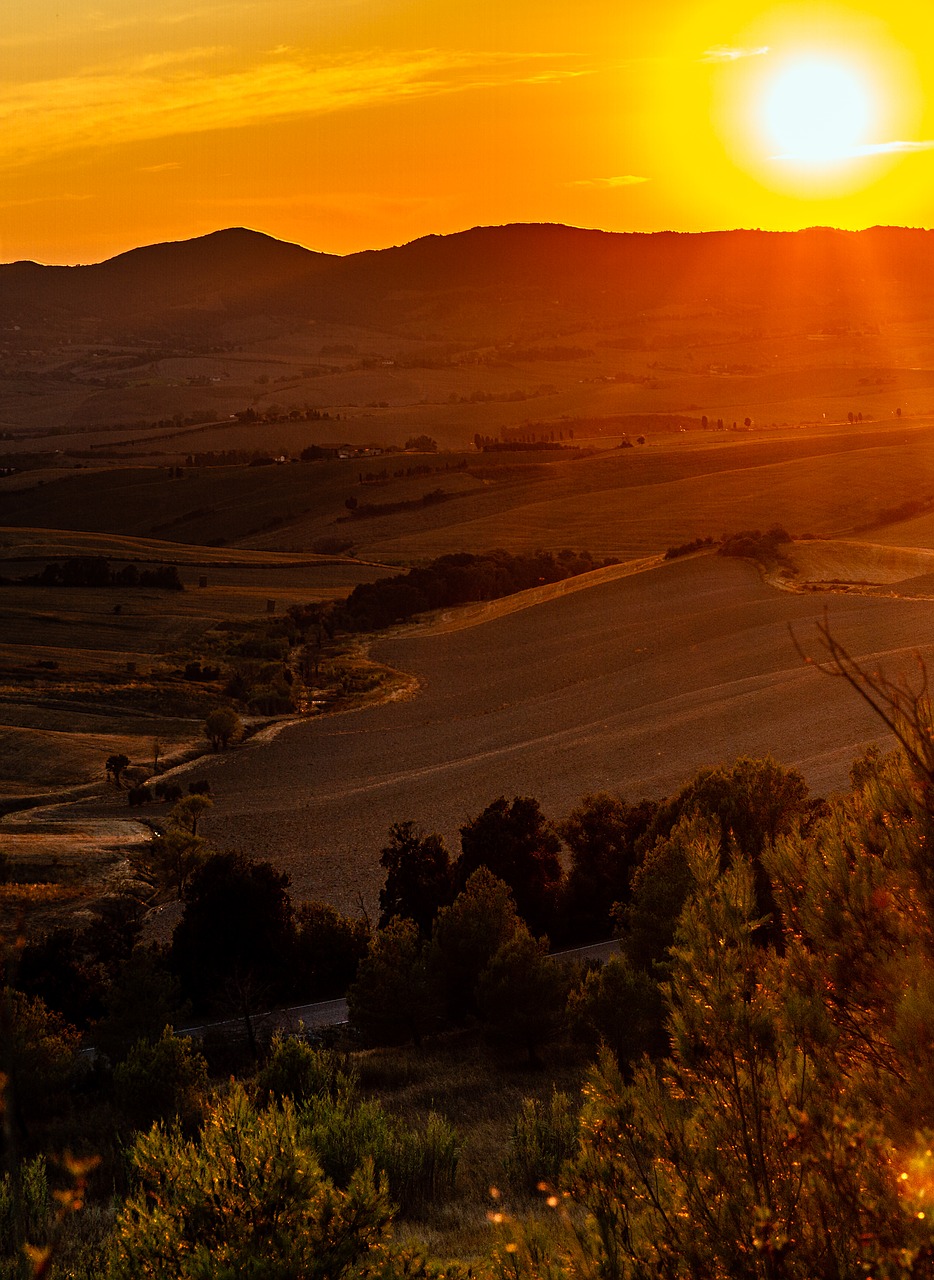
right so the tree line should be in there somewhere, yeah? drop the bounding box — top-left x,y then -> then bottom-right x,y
3,556 -> 183,590
337,548 -> 616,632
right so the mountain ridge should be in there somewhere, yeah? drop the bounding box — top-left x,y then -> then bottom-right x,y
6,221 -> 934,336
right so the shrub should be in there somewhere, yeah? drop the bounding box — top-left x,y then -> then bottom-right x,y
255,1035 -> 358,1107
299,1093 -> 459,1218
113,1027 -> 208,1133
506,1092 -> 579,1194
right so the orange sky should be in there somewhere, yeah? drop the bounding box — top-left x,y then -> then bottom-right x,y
5,0 -> 934,264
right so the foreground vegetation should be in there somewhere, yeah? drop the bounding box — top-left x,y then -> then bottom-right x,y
6,638 -> 934,1276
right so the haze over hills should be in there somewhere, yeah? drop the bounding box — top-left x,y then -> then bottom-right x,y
6,222 -> 934,335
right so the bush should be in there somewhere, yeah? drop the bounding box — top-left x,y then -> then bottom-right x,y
299,1093 -> 459,1218
506,1092 -> 579,1194
204,706 -> 242,750
113,1027 -> 208,1133
255,1035 -> 358,1107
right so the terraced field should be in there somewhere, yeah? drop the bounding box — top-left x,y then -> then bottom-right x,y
192,553 -> 934,915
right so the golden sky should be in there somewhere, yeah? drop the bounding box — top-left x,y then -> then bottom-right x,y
5,0 -> 934,264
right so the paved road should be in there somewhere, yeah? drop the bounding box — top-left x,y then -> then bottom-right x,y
175,941 -> 619,1045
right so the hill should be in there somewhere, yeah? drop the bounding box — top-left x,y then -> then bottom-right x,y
7,222 -> 934,335
191,553 -> 934,915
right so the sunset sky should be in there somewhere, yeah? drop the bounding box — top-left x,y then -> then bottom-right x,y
6,0 -> 934,265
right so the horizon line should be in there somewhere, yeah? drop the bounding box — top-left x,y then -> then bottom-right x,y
7,218 -> 934,269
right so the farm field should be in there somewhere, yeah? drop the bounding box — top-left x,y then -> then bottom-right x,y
6,419 -> 934,563
0,529 -> 396,801
180,552 -> 934,916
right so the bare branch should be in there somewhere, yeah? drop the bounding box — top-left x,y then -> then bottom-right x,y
790,612 -> 934,786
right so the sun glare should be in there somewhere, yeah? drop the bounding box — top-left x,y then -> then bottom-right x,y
699,3 -> 928,208
760,56 -> 874,161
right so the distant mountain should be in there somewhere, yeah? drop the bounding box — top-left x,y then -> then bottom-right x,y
5,222 -> 934,337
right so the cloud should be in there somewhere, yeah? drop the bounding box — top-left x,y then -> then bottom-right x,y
772,138 -> 934,160
702,45 -> 769,63
138,161 -> 182,173
0,46 -> 588,171
569,175 -> 649,188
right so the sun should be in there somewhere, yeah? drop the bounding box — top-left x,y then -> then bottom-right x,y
760,55 -> 874,162
700,4 -> 926,204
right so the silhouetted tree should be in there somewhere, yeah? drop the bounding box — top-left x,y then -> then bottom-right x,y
106,753 -> 131,787
558,793 -> 657,943
293,901 -> 369,1000
429,867 -> 521,1020
476,926 -> 568,1066
170,853 -> 295,1013
346,917 -> 441,1047
456,795 -> 562,935
378,821 -> 454,935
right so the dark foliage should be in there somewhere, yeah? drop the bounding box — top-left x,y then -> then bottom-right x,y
557,793 -> 658,944
456,795 -> 562,936
337,548 -> 601,631
13,909 -> 141,1031
170,852 -> 295,1013
293,901 -> 370,1001
19,556 -> 183,590
378,821 -> 454,935
718,524 -> 792,567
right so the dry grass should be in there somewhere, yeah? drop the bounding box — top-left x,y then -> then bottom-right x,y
353,1029 -> 587,1260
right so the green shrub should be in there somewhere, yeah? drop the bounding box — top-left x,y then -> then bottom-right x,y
255,1035 -> 358,1107
299,1093 -> 459,1218
505,1092 -> 579,1194
0,1156 -> 50,1279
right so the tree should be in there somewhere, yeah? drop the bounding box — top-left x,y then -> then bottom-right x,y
456,796 -> 563,935
568,823 -> 934,1280
105,753 -> 130,787
144,795 -> 214,900
639,756 -> 810,943
404,434 -> 438,452
476,926 -> 567,1066
205,706 -> 242,750
113,1026 -> 209,1134
0,987 -> 80,1132
170,853 -> 295,1013
92,950 -> 184,1064
346,917 -> 442,1047
109,1085 -> 392,1280
293,901 -> 369,1000
378,821 -> 454,936
170,792 -> 212,837
147,829 -> 209,902
566,950 -> 666,1066
429,867 -> 521,1020
558,793 -> 657,944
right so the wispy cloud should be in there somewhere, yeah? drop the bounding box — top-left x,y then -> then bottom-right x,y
568,175 -> 649,188
701,45 -> 769,63
0,46 -> 587,172
772,138 -> 934,160
138,161 -> 182,173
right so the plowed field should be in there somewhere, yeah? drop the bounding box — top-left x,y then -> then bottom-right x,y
196,554 -> 934,914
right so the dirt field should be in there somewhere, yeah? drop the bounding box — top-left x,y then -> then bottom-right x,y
179,554 -> 934,916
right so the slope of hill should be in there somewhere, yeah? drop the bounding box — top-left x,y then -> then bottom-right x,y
190,553 -> 934,914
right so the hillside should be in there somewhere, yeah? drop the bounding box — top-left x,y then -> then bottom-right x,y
182,553 -> 934,915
